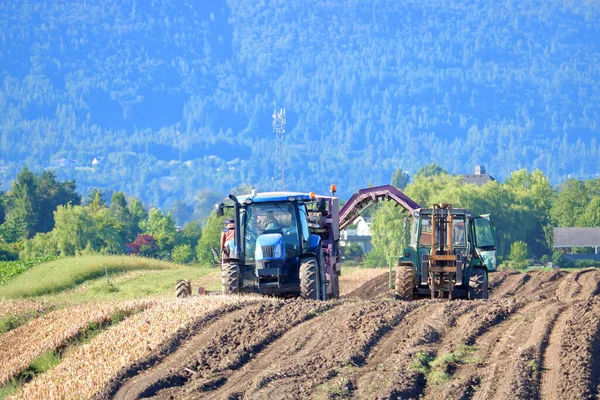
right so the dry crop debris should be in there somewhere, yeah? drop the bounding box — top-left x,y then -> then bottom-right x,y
6,268 -> 600,400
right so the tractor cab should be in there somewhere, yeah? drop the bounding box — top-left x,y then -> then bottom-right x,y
396,205 -> 497,300
215,190 -> 341,299
241,198 -> 308,287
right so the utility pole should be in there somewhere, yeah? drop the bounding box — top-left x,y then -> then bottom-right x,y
273,108 -> 286,190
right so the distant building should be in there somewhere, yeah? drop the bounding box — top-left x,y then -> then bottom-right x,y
340,216 -> 372,253
92,156 -> 105,166
554,227 -> 600,261
460,165 -> 495,186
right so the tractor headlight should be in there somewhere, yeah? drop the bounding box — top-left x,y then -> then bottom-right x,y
274,244 -> 283,259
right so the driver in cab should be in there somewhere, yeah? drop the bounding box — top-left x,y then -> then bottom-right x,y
262,210 -> 282,231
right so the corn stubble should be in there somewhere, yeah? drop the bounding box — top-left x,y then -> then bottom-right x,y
0,300 -> 152,387
12,295 -> 263,399
0,300 -> 51,319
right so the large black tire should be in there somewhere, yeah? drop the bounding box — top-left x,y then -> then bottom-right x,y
469,268 -> 488,300
395,264 -> 414,301
176,279 -> 191,298
300,257 -> 321,300
222,263 -> 241,295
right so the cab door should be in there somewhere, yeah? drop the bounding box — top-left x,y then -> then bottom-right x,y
473,215 -> 497,271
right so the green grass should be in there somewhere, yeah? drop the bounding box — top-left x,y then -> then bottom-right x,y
0,256 -> 57,285
408,345 -> 479,387
408,351 -> 435,375
0,255 -> 215,301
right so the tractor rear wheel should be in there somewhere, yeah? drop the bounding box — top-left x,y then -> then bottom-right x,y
176,279 -> 191,298
395,264 -> 414,301
469,268 -> 488,300
300,257 -> 321,300
222,263 -> 241,295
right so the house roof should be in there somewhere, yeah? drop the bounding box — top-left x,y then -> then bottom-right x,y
554,227 -> 600,247
461,174 -> 495,186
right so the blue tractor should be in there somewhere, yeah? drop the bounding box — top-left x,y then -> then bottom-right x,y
215,190 -> 341,300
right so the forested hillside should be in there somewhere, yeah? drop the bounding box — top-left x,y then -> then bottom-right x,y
1,0 -> 599,210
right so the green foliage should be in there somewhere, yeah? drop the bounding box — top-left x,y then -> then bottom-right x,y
577,196 -> 600,227
0,310 -> 45,335
551,179 -> 592,227
409,346 -> 478,386
1,168 -> 81,242
367,201 -> 410,267
171,244 -> 195,264
408,351 -> 434,375
509,241 -> 529,263
0,256 -> 56,285
127,198 -> 148,240
20,204 -> 124,258
140,208 -> 177,258
196,210 -> 233,265
177,220 -> 202,247
391,168 -> 410,189
414,163 -> 447,180
28,350 -> 61,375
109,191 -> 133,242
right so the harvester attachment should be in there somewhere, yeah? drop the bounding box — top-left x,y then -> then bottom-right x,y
427,204 -> 458,299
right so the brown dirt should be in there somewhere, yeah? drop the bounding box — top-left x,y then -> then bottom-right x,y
46,268 -> 600,399
343,270 -> 392,299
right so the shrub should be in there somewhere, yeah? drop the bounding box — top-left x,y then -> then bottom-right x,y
171,245 -> 195,264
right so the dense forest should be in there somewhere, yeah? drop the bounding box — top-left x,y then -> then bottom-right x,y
0,0 -> 599,212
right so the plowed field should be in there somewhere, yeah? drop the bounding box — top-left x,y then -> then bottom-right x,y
6,268 -> 600,400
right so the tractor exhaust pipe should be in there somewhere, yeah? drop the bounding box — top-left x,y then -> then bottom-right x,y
228,194 -> 243,263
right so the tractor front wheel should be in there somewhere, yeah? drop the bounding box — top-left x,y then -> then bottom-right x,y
176,279 -> 191,298
222,263 -> 241,295
469,268 -> 488,300
300,257 -> 321,300
395,264 -> 414,301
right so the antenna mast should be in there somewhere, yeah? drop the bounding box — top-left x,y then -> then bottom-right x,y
273,108 -> 286,190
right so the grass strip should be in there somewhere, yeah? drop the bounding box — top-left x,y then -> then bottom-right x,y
0,256 -> 179,298
0,307 -> 140,399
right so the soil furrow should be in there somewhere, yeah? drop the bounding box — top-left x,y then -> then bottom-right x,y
150,299 -> 336,399
112,305 -> 259,400
215,300 -> 416,400
75,269 -> 600,400
346,302 -> 444,399
540,305 -> 571,400
556,298 -> 600,399
423,299 -> 521,400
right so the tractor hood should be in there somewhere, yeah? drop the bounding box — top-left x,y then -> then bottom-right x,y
255,233 -> 285,260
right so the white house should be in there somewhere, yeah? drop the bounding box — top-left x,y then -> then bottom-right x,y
340,216 -> 372,253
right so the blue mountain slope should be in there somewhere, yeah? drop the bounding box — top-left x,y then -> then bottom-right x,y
0,0 -> 598,208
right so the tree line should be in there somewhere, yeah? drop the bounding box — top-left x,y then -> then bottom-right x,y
0,167 -> 221,265
1,164 -> 598,270
368,164 -> 600,268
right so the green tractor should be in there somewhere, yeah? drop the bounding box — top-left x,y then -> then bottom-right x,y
392,204 -> 497,300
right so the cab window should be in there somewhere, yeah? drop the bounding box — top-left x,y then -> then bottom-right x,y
474,217 -> 495,248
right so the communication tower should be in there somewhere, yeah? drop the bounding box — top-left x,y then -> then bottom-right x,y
273,108 -> 286,190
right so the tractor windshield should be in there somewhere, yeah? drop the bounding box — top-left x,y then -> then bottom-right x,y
417,214 -> 466,247
244,202 -> 300,261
